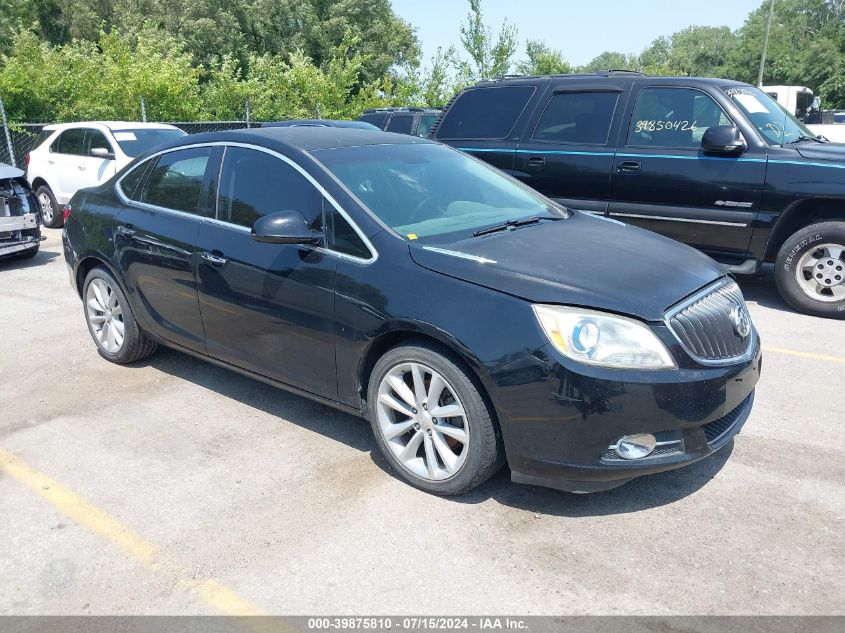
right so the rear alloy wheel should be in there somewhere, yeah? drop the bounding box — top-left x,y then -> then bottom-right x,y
36,185 -> 62,228
776,222 -> 845,319
83,267 -> 158,363
367,343 -> 504,495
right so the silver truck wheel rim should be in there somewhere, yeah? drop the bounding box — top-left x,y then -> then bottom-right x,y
86,279 -> 125,353
797,243 -> 845,302
38,192 -> 54,222
376,362 -> 469,481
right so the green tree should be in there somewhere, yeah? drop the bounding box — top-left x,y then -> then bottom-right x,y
457,0 -> 518,81
579,51 -> 637,73
517,39 -> 571,75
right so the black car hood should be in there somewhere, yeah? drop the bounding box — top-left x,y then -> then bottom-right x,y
795,143 -> 845,161
408,212 -> 726,321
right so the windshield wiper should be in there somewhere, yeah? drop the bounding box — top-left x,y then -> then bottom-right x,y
785,134 -> 828,145
472,215 -> 559,237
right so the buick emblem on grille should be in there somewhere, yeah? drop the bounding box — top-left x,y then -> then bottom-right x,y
730,305 -> 751,338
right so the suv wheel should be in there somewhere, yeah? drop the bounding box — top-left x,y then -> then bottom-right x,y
36,186 -> 62,228
775,221 -> 845,319
83,267 -> 158,363
367,342 -> 504,495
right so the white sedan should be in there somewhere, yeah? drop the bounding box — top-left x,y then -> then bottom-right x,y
25,121 -> 186,227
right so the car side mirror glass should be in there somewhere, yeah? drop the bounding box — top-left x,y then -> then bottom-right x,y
701,125 -> 747,155
251,210 -> 323,245
90,147 -> 115,160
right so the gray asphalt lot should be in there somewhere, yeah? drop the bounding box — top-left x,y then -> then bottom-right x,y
0,228 -> 842,615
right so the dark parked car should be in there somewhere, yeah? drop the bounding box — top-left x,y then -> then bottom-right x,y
1,163 -> 41,261
261,119 -> 379,130
62,128 -> 760,495
431,73 -> 845,319
358,107 -> 441,138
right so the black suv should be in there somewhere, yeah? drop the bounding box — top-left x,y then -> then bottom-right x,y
359,107 -> 442,138
431,73 -> 845,318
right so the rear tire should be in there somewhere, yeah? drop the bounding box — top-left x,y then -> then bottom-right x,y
82,267 -> 158,363
775,221 -> 845,319
366,341 -> 505,495
36,185 -> 62,228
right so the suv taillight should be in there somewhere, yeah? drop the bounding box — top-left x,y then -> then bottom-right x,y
62,204 -> 71,223
23,153 -> 30,168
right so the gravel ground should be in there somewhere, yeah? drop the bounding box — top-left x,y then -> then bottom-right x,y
0,228 -> 842,616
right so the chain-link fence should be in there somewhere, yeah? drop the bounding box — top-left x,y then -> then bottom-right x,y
0,119 -> 258,169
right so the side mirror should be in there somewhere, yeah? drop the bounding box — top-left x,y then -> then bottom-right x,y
252,210 -> 322,245
701,125 -> 747,155
90,147 -> 115,160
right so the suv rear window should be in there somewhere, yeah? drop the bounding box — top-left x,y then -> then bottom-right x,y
435,86 -> 535,140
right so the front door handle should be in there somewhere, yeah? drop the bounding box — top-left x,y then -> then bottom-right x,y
201,252 -> 228,266
78,165 -> 86,171
616,160 -> 641,173
115,224 -> 135,237
525,156 -> 546,169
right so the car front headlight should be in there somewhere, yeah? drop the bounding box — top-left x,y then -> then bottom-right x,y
532,305 -> 676,370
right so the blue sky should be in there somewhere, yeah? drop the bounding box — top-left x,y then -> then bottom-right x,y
391,0 -> 764,68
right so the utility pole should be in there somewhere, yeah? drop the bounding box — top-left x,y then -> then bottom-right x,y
757,0 -> 775,87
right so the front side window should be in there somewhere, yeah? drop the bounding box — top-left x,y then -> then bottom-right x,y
314,143 -> 563,243
53,129 -> 86,155
217,147 -> 322,229
722,85 -> 815,145
435,86 -> 535,139
140,147 -> 212,215
628,87 -> 732,148
84,129 -> 113,155
533,91 -> 619,145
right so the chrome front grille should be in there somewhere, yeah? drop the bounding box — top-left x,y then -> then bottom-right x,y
666,279 -> 754,365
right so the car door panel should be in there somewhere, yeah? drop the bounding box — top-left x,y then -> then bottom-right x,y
194,145 -> 338,399
609,86 -> 767,260
113,146 -> 216,352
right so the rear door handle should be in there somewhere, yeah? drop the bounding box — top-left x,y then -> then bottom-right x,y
201,252 -> 228,266
78,165 -> 86,171
525,156 -> 546,169
616,160 -> 641,173
115,224 -> 135,237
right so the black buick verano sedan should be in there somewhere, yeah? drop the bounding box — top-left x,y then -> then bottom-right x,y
62,128 -> 761,495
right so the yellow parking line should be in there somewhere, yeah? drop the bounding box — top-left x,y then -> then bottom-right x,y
763,346 -> 845,365
0,448 -> 268,617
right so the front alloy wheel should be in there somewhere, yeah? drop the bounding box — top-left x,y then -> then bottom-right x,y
376,362 -> 470,481
367,342 -> 504,495
795,243 -> 845,302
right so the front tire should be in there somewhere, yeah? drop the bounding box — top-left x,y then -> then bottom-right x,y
36,185 -> 62,228
366,341 -> 504,495
775,221 -> 845,319
83,267 -> 158,363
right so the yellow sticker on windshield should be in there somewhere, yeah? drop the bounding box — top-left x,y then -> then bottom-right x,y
407,233 -> 418,240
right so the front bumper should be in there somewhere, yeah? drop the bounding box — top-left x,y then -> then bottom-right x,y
0,213 -> 40,258
490,335 -> 761,493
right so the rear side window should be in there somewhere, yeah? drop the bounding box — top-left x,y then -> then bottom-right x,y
532,92 -> 619,145
359,113 -> 389,129
386,115 -> 414,135
140,147 -> 212,215
217,147 -> 322,229
52,129 -> 86,155
325,206 -> 371,259
435,86 -> 535,139
119,160 -> 150,200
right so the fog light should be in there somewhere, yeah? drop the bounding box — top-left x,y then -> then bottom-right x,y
615,434 -> 657,460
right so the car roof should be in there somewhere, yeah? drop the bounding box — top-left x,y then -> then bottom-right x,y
163,127 -> 435,153
261,119 -> 379,130
42,121 -> 183,132
467,73 -> 751,89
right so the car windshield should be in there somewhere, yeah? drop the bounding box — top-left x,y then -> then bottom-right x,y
112,128 -> 186,157
313,143 -> 564,243
722,86 -> 816,145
